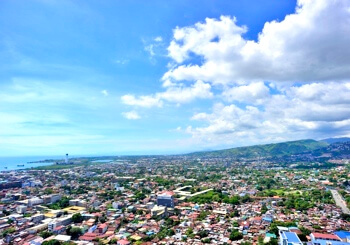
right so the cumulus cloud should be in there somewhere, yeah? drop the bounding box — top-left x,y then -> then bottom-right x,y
122,111 -> 141,120
121,80 -> 212,107
185,82 -> 350,146
159,80 -> 213,103
222,82 -> 270,104
121,0 -> 350,148
165,0 -> 350,84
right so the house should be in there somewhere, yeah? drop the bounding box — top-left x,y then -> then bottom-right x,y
53,226 -> 65,235
117,239 -> 131,245
98,223 -> 108,234
279,231 -> 303,245
310,233 -> 341,242
334,231 -> 350,242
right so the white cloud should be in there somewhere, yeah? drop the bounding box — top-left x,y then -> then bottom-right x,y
154,36 -> 163,42
165,0 -> 350,84
119,0 -> 350,149
113,59 -> 129,65
101,90 -> 108,96
121,94 -> 163,108
159,80 -> 213,103
184,82 -> 350,147
122,111 -> 141,120
144,44 -> 155,57
222,82 -> 270,104
121,80 -> 212,107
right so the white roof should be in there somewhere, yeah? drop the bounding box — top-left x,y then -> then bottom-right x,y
55,235 -> 71,242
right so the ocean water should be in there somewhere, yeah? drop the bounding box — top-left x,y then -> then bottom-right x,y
0,156 -> 64,171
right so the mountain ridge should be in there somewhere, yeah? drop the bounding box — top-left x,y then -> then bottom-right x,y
186,139 -> 328,158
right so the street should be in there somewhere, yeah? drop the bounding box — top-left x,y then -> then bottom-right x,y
331,189 -> 350,214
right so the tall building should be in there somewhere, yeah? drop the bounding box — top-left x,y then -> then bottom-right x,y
157,191 -> 175,208
65,154 -> 68,164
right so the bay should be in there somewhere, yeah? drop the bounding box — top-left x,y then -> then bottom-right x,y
0,156 -> 63,171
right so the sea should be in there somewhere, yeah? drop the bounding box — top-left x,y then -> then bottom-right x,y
0,156 -> 64,171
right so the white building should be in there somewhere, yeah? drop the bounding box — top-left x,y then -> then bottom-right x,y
69,199 -> 86,207
28,197 -> 43,207
48,215 -> 72,232
16,205 -> 27,214
50,194 -> 62,204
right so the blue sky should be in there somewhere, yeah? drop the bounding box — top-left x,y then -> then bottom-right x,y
1,0 -> 350,156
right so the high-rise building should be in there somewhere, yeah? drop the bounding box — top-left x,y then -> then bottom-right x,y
65,154 -> 68,164
157,191 -> 175,208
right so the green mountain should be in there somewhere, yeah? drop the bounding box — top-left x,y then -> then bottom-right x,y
188,139 -> 328,158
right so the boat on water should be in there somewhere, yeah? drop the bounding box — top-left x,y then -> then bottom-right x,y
4,167 -> 7,169
17,164 -> 25,167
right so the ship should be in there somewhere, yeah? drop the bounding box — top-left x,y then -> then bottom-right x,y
17,164 -> 25,167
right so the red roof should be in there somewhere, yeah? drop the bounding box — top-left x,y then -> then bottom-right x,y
312,233 -> 341,241
79,233 -> 98,241
118,239 -> 131,245
99,223 -> 108,228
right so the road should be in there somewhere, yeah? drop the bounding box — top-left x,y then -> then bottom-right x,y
331,189 -> 350,214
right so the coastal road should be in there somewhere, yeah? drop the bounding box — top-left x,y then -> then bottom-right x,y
331,189 -> 350,215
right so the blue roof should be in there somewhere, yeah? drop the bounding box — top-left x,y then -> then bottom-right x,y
312,239 -> 350,245
266,233 -> 277,238
282,231 -> 302,244
335,231 -> 350,239
263,217 -> 273,222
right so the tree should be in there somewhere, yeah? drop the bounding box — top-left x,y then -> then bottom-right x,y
202,238 -> 211,243
1,227 -> 16,238
39,231 -> 54,239
42,240 -> 61,245
198,230 -> 209,238
44,188 -> 54,194
299,226 -> 311,236
185,228 -> 194,238
66,226 -> 82,240
229,230 -> 243,241
267,238 -> 278,245
99,215 -> 107,224
241,242 -> 252,245
298,234 -> 308,242
72,213 -> 83,223
198,211 -> 209,221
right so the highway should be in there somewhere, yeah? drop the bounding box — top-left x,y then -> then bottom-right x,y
331,189 -> 350,214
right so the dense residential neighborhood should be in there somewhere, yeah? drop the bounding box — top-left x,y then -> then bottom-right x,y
1,151 -> 350,245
